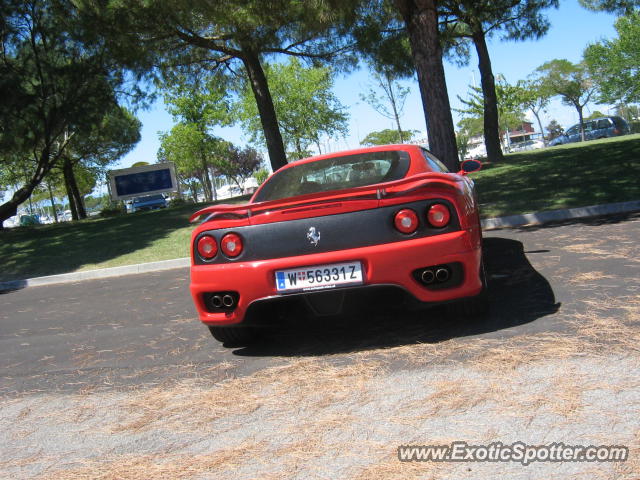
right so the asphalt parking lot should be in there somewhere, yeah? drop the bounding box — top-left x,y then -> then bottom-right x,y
1,213 -> 639,479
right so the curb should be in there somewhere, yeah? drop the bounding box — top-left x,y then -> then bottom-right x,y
2,199 -> 639,292
480,199 -> 640,230
0,257 -> 190,292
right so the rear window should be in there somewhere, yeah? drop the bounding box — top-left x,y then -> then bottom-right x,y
611,116 -> 629,129
421,148 -> 449,173
254,150 -> 411,202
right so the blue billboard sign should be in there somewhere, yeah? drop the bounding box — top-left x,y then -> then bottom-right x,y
108,163 -> 178,201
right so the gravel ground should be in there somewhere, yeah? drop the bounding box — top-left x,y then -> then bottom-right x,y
1,347 -> 638,479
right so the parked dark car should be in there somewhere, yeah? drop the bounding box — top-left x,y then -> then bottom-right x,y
131,194 -> 167,212
550,116 -> 630,146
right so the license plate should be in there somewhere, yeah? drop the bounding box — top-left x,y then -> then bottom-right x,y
275,261 -> 363,293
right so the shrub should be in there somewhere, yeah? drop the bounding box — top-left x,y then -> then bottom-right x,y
168,197 -> 190,207
100,206 -> 125,217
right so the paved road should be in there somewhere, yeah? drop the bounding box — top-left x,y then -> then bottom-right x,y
1,212 -> 638,397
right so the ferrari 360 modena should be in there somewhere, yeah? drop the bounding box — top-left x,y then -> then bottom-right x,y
189,144 -> 487,346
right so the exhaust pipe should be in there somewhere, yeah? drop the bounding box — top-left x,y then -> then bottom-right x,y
421,269 -> 435,284
435,267 -> 450,283
222,295 -> 234,308
211,295 -> 223,308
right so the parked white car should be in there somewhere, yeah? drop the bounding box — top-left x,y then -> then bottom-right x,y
511,139 -> 545,152
464,143 -> 487,159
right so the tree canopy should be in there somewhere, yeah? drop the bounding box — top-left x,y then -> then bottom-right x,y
439,0 -> 558,162
81,0 -> 356,172
158,73 -> 234,201
217,145 -> 263,191
360,128 -> 419,146
0,0 -> 132,226
578,0 -> 640,14
512,78 -> 553,145
457,77 -> 527,148
536,59 -> 596,141
360,65 -> 412,142
61,106 -> 140,220
237,58 -> 348,161
545,119 -> 564,140
584,11 -> 640,105
158,124 -> 225,202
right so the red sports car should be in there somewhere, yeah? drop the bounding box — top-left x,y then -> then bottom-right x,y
189,144 -> 487,346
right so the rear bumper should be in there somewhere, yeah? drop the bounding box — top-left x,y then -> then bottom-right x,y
190,229 -> 482,326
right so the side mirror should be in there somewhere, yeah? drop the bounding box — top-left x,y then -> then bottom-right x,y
458,159 -> 482,175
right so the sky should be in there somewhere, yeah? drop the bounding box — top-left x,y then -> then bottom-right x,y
114,0 -> 619,175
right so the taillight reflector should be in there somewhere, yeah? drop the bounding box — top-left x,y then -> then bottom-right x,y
427,204 -> 451,228
197,235 -> 218,259
394,209 -> 419,234
221,233 -> 243,257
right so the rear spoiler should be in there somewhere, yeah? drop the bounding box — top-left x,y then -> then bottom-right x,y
189,172 -> 458,223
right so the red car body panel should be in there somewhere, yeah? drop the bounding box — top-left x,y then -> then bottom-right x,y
189,144 -> 483,326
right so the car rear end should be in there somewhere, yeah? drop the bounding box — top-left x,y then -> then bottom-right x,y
191,198 -> 482,323
609,116 -> 630,136
189,146 -> 484,342
131,194 -> 167,212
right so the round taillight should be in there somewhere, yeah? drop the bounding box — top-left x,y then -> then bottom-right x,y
427,204 -> 451,228
394,209 -> 419,234
221,233 -> 243,257
197,235 -> 218,259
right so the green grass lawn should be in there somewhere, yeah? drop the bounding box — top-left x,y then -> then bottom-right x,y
474,133 -> 640,218
0,203 -> 194,282
0,198 -> 249,283
2,134 -> 639,282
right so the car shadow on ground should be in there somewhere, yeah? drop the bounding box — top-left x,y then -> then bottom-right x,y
233,237 -> 561,357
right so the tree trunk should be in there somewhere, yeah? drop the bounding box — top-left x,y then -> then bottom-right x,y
190,182 -> 198,203
532,109 -> 546,146
577,105 -> 586,141
200,154 -> 213,202
195,171 -> 208,202
63,161 -> 79,221
46,182 -> 59,223
472,28 -> 504,163
0,147 -> 54,228
295,138 -> 304,159
395,0 -> 459,171
240,48 -> 288,172
210,167 -> 218,201
0,186 -> 31,228
70,167 -> 86,219
62,158 -> 87,220
384,72 -> 405,142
